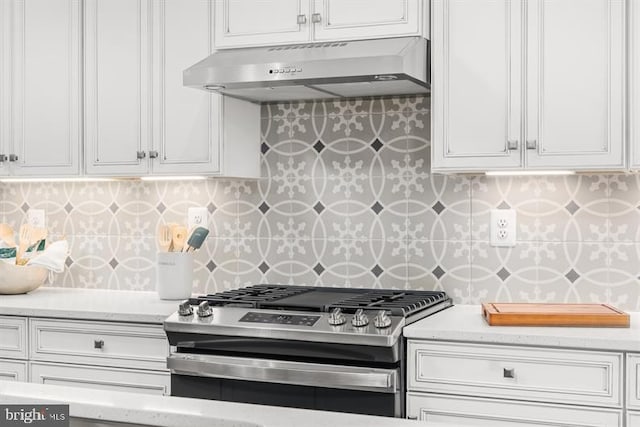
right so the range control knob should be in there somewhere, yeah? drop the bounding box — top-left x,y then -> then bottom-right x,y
328,308 -> 346,326
351,309 -> 369,328
178,301 -> 193,316
197,301 -> 213,318
373,310 -> 392,328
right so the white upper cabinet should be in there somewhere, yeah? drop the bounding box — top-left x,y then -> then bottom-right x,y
214,0 -> 425,49
431,0 -> 625,173
312,0 -> 421,41
0,0 -> 8,176
4,0 -> 81,177
84,0 -> 151,176
85,0 -> 260,177
631,0 -> 640,169
431,0 -> 522,171
214,0 -> 310,48
151,0 -> 220,175
525,0 -> 624,169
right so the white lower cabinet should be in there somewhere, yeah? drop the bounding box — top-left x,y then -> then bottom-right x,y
0,316 -> 28,382
0,360 -> 27,382
27,318 -> 170,394
629,411 -> 640,427
29,362 -> 169,395
407,393 -> 622,426
407,340 -> 624,426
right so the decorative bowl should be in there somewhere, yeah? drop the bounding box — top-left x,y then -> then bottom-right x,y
0,262 -> 49,294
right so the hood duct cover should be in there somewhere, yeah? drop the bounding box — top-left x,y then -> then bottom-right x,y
183,37 -> 430,103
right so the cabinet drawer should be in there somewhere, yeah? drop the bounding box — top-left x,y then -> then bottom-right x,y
30,362 -> 169,395
408,341 -> 622,407
0,316 -> 27,359
0,359 -> 27,382
30,318 -> 169,370
627,354 -> 640,410
407,393 -> 622,427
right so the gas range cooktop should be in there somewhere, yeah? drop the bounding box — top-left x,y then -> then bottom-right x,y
164,285 -> 452,347
187,284 -> 451,318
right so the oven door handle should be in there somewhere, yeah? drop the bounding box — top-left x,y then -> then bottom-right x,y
167,353 -> 399,393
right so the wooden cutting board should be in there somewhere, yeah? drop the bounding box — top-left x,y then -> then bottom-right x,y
482,303 -> 630,327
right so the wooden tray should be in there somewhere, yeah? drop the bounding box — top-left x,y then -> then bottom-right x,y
482,303 -> 630,327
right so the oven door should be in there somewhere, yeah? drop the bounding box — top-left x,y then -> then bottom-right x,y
168,353 -> 402,417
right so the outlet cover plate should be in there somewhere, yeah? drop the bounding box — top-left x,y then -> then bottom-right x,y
188,207 -> 208,232
490,209 -> 516,247
27,209 -> 46,228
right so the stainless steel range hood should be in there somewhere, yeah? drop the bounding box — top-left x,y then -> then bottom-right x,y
183,37 -> 429,103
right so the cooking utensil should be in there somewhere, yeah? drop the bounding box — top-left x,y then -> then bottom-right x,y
29,227 -> 47,250
16,224 -> 31,265
171,225 -> 188,253
184,226 -> 209,253
0,224 -> 16,247
157,224 -> 172,252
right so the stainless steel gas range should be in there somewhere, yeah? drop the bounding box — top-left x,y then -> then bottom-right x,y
163,285 -> 452,418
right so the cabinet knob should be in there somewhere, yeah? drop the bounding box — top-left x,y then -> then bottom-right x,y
297,14 -> 307,24
507,140 -> 519,150
149,150 -> 159,159
526,140 -> 537,150
8,154 -> 18,162
0,154 -> 6,162
311,13 -> 321,23
94,339 -> 104,349
136,151 -> 146,160
503,368 -> 515,378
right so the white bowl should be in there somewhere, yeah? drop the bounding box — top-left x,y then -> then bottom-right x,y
0,262 -> 49,294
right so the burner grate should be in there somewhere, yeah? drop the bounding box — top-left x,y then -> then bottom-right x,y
188,284 -> 313,307
328,290 -> 450,316
188,285 -> 451,319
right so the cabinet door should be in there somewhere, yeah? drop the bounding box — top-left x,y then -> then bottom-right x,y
407,393 -> 622,426
0,360 -> 27,382
431,0 -> 523,172
0,0 -> 8,176
312,0 -> 421,41
214,0 -> 310,48
151,0 -> 220,175
84,0 -> 151,176
631,0 -> 640,169
525,0 -> 624,170
9,0 -> 81,176
629,411 -> 640,427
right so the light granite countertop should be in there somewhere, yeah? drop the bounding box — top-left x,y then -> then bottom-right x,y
0,287 -> 178,323
404,305 -> 640,352
0,381 -> 424,427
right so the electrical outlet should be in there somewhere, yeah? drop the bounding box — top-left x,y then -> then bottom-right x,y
187,207 -> 208,231
27,209 -> 46,228
490,209 -> 516,247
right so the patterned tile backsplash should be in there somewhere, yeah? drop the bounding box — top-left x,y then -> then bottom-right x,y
2,95 -> 640,310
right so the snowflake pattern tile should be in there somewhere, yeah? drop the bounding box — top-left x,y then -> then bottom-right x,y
3,95 -> 640,310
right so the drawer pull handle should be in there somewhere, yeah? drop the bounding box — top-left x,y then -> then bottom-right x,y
94,339 -> 104,349
503,368 -> 515,378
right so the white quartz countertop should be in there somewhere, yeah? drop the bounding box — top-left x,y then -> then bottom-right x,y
404,305 -> 640,351
0,287 -> 178,323
0,381 -> 424,427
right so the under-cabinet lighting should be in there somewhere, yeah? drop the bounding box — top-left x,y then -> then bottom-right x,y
485,170 -> 576,177
0,177 -> 118,183
139,176 -> 208,181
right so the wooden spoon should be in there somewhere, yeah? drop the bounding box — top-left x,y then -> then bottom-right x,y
157,224 -> 172,252
0,224 -> 16,247
171,225 -> 188,252
16,224 -> 32,265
